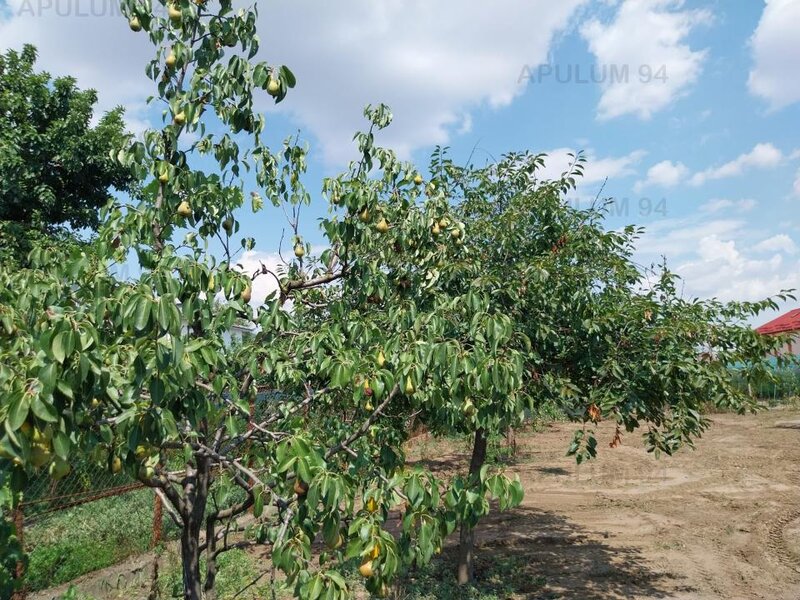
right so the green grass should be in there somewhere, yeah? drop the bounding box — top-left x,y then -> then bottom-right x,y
157,548 -> 278,600
25,489 -> 177,591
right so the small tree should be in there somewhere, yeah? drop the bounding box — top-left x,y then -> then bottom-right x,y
413,149 -> 794,584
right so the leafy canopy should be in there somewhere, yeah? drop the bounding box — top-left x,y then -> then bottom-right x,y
0,44 -> 134,231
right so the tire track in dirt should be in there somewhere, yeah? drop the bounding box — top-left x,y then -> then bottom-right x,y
767,510 -> 800,576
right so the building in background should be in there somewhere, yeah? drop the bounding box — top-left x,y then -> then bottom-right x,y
756,308 -> 800,356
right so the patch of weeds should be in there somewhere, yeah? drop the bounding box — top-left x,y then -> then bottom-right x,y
58,585 -> 98,600
158,548 -> 279,600
388,553 -> 546,599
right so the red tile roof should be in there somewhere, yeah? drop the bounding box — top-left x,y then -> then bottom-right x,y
756,309 -> 800,335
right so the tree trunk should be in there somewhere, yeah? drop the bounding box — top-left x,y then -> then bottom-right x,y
180,526 -> 203,600
180,453 -> 211,600
456,428 -> 488,585
204,515 -> 217,600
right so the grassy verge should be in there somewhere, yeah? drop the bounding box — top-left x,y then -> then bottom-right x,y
25,488 -> 177,591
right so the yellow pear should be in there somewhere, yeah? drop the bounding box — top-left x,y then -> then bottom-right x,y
366,498 -> 378,513
168,4 -> 182,23
376,350 -> 386,368
405,376 -> 415,395
294,243 -> 305,258
31,427 -> 48,444
462,400 -> 476,417
173,111 -> 186,126
177,200 -> 192,218
431,222 -> 441,235
111,456 -> 123,474
129,16 -> 142,32
267,78 -> 280,97
451,228 -> 462,239
413,174 -> 423,185
165,51 -> 177,68
376,218 -> 389,233
49,457 -> 71,480
359,207 -> 370,223
358,560 -> 374,578
241,285 -> 252,303
30,444 -> 52,468
370,542 -> 381,558
328,533 -> 344,550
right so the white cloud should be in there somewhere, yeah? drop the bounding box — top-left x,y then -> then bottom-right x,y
754,234 -> 798,255
690,142 -> 784,186
633,160 -> 689,192
675,240 -> 796,303
234,246 -> 331,306
580,0 -> 711,121
262,1 -> 588,164
635,215 -> 800,303
0,1 -> 588,165
794,168 -> 800,197
699,198 -> 757,214
748,0 -> 800,110
535,147 -> 646,185
636,217 -> 745,258
235,251 -> 285,306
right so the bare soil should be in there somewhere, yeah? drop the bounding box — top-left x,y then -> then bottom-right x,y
422,407 -> 800,599
31,408 -> 800,600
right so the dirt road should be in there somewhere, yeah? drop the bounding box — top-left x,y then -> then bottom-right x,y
450,407 -> 800,599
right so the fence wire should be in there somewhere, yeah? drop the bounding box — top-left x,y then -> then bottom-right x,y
21,462 -> 143,523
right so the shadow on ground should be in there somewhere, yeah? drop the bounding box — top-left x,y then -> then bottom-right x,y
396,506 -> 691,599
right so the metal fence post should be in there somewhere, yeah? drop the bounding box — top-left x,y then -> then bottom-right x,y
147,490 -> 163,600
11,504 -> 26,600
151,490 -> 163,549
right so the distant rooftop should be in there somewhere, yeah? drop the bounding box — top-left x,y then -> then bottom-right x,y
756,309 -> 800,335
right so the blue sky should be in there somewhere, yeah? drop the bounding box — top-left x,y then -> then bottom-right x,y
1,0 -> 799,319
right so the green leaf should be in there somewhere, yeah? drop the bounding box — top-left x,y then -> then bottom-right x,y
133,297 -> 151,331
253,485 -> 264,518
279,65 -> 297,88
52,431 -> 70,459
7,393 -> 29,431
52,331 -> 67,364
31,395 -> 59,422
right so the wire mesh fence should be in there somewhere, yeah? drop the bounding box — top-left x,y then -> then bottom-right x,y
21,462 -> 143,522
13,462 -> 168,600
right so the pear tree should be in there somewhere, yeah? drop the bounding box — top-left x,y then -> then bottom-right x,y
408,148 -> 794,584
0,1 -> 516,599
